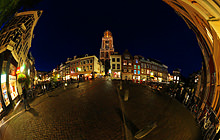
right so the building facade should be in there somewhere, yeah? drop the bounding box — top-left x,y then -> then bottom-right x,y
110,52 -> 122,80
0,10 -> 42,115
122,50 -> 133,80
67,55 -> 103,80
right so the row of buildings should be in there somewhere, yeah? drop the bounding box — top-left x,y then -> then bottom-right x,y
39,30 -> 173,84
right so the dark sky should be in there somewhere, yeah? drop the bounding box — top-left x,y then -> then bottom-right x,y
29,0 -> 202,77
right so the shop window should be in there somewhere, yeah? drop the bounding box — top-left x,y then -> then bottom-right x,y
117,64 -> 120,69
134,70 -> 136,74
112,64 -> 115,69
117,58 -> 120,62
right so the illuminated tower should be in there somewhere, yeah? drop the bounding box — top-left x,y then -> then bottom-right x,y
100,30 -> 114,63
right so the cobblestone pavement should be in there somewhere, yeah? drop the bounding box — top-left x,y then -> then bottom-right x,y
1,79 -> 124,140
116,82 -> 202,140
0,79 -> 203,140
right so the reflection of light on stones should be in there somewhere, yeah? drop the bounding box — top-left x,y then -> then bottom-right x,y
14,100 -> 21,110
0,111 -> 23,128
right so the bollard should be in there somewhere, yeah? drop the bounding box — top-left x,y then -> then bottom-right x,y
124,89 -> 129,101
120,81 -> 123,90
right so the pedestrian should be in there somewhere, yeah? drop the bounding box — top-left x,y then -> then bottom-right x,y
22,86 -> 30,111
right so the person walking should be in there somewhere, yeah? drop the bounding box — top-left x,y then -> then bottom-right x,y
22,86 -> 30,111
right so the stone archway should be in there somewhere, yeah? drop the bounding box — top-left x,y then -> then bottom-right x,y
164,0 -> 220,125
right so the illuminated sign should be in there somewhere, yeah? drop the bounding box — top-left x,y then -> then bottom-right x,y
16,67 -> 20,75
77,67 -> 81,71
150,72 -> 154,78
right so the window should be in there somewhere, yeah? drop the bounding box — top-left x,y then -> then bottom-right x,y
138,65 -> 140,69
112,64 -> 115,69
144,64 -> 146,68
147,64 -> 149,68
138,70 -> 140,74
76,62 -> 78,65
117,64 -> 120,69
141,69 -> 144,74
134,70 -> 136,74
112,58 -> 115,62
136,59 -> 138,63
90,59 -> 93,63
87,66 -> 89,71
134,65 -> 136,69
141,63 -> 143,68
117,58 -> 120,62
123,60 -> 127,65
83,66 -> 85,71
144,69 -> 146,74
128,68 -> 132,72
87,60 -> 89,64
90,65 -> 93,70
147,70 -> 150,74
124,69 -> 127,72
83,61 -> 85,64
128,61 -> 132,66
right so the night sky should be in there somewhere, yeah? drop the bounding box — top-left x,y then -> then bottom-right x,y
29,0 -> 202,77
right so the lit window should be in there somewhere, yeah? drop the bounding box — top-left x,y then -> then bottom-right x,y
138,70 -> 140,74
138,65 -> 140,69
134,65 -> 136,69
136,59 -> 138,63
177,76 -> 179,80
147,70 -> 150,74
134,70 -> 136,74
123,60 -> 127,65
174,76 -> 176,80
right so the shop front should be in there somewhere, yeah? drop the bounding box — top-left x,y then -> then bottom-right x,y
111,71 -> 121,80
0,50 -> 19,115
